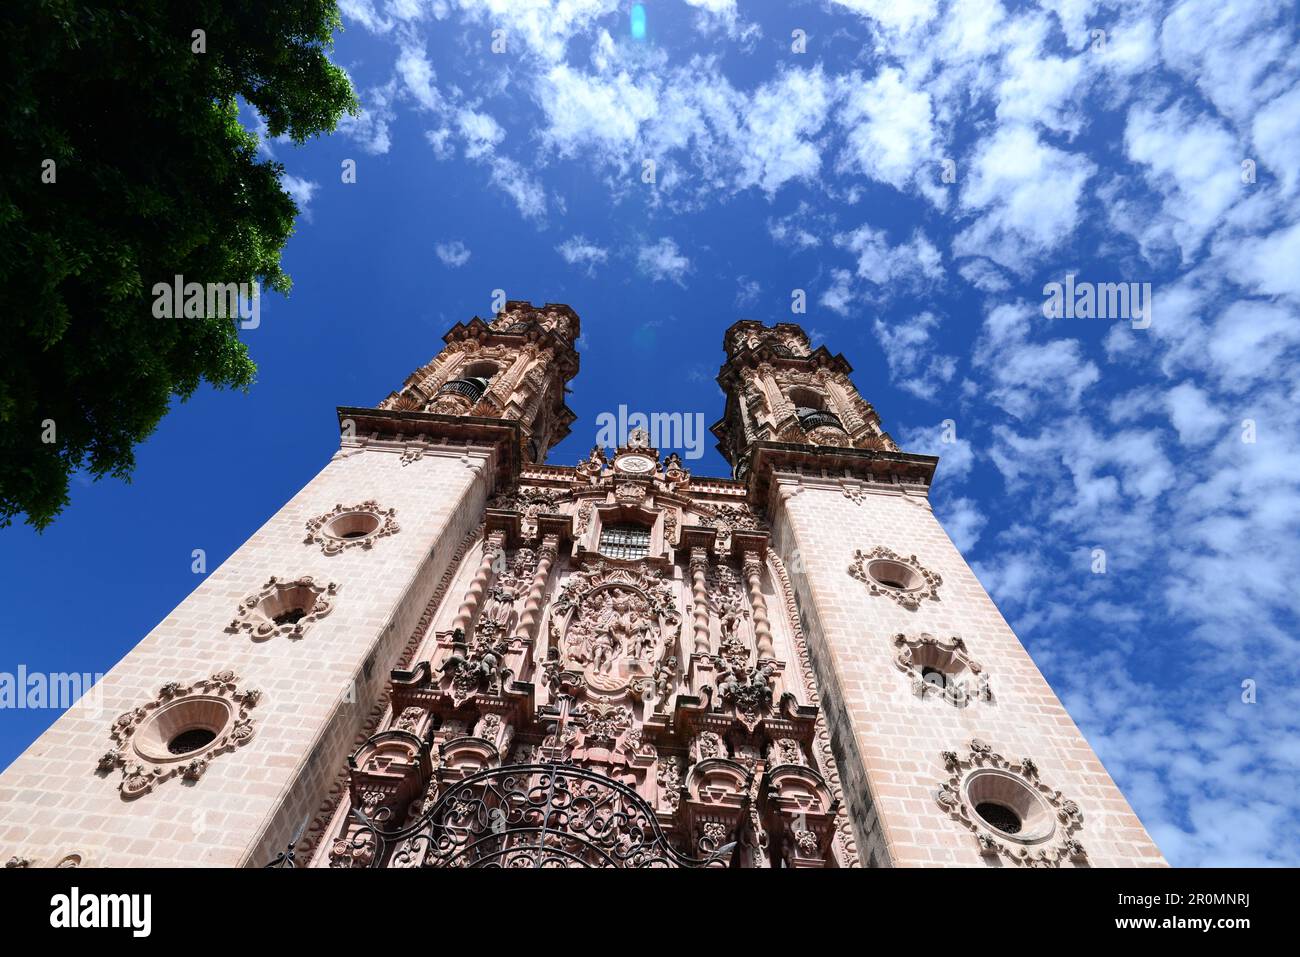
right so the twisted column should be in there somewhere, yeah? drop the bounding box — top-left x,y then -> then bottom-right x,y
453,531 -> 505,634
689,548 -> 712,655
518,534 -> 559,642
744,550 -> 773,659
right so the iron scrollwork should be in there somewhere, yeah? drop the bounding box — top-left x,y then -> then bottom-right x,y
332,763 -> 733,869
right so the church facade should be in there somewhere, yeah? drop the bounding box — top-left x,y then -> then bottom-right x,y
0,302 -> 1165,868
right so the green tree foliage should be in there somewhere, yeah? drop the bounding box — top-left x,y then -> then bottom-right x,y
0,1 -> 356,528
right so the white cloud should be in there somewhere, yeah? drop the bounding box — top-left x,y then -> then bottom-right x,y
955,125 -> 1094,274
768,203 -> 825,249
834,224 -> 943,287
336,79 -> 398,154
453,0 -> 620,61
485,156 -> 547,220
1159,0 -> 1295,124
457,109 -> 505,158
1217,220 -> 1300,302
733,67 -> 832,195
636,237 -> 691,285
898,421 -> 975,482
873,311 -> 958,400
957,257 -> 1011,292
434,240 -> 472,267
937,496 -> 988,552
281,174 -> 319,219
820,268 -> 855,315
1205,299 -> 1300,390
1252,83 -> 1300,195
973,302 -> 1100,418
1124,99 -> 1242,259
837,68 -> 941,202
396,42 -> 444,112
556,235 -> 608,273
994,13 -> 1088,133
1165,382 -> 1227,446
831,0 -> 939,33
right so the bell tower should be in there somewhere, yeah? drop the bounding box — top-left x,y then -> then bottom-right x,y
711,321 -> 899,483
715,319 -> 1165,867
361,299 -> 580,470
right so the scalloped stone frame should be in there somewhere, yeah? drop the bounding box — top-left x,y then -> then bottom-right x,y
304,501 -> 399,556
96,671 -> 261,800
933,739 -> 1087,867
226,575 -> 338,641
848,546 -> 942,610
893,632 -> 991,706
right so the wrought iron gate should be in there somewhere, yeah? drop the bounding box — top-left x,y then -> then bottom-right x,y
278,764 -> 734,869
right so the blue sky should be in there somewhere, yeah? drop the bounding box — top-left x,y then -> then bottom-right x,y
3,0 -> 1299,866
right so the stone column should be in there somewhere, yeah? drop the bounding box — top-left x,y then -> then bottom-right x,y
454,531 -> 505,634
518,534 -> 559,641
689,548 -> 712,655
744,550 -> 773,659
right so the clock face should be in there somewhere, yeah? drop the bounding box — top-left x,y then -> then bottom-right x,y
617,454 -> 655,474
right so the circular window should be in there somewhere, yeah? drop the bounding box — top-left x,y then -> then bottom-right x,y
168,728 -> 217,755
868,559 -> 921,591
975,802 -> 1021,834
324,511 -> 382,541
964,768 -> 1055,844
132,696 -> 234,764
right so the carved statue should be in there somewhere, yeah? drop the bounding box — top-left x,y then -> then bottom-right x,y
478,582 -> 517,637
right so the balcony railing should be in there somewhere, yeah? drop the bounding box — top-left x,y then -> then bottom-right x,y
797,408 -> 846,432
436,377 -> 490,403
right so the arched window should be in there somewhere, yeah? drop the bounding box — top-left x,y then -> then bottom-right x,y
599,523 -> 651,561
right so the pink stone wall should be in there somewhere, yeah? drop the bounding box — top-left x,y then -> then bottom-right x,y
0,442 -> 493,867
768,475 -> 1166,867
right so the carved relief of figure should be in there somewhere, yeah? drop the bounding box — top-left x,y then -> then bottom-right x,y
590,625 -> 619,675
478,582 -> 518,637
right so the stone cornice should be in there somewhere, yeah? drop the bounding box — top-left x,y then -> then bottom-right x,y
336,407 -> 519,492
747,441 -> 937,510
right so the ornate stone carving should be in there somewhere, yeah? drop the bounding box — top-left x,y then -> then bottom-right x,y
304,501 -> 399,555
615,481 -> 647,505
708,565 -> 750,669
576,446 -> 607,483
847,546 -> 942,610
698,503 -> 759,551
548,562 -> 682,695
714,660 -> 775,731
97,672 -> 260,799
893,632 -> 991,705
438,630 -> 512,706
490,486 -> 567,537
933,739 -> 1087,867
226,576 -> 338,641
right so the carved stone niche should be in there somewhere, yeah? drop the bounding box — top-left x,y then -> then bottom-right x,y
848,546 -> 942,611
226,576 -> 338,641
767,764 -> 837,868
934,739 -> 1087,868
304,501 -> 399,555
96,671 -> 261,799
894,633 -> 991,706
348,728 -> 434,825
